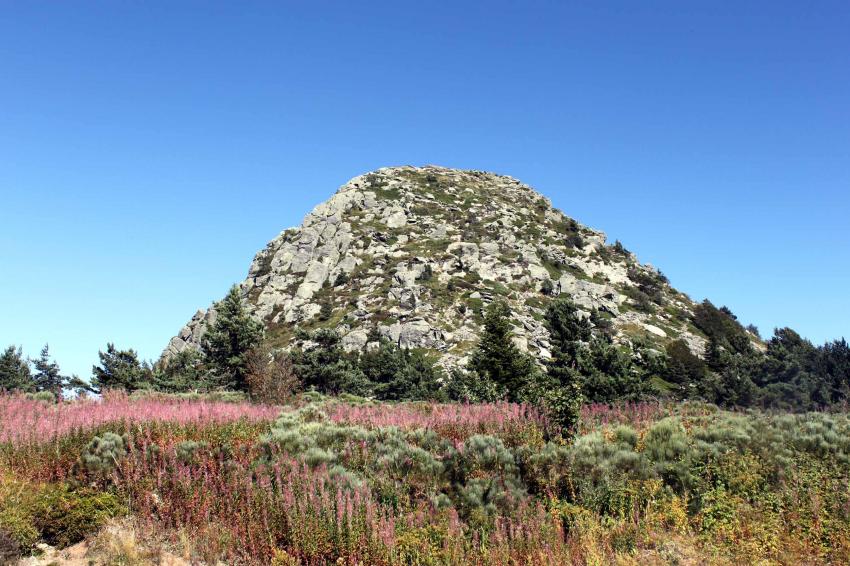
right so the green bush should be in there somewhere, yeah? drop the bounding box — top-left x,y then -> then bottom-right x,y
24,391 -> 56,403
518,442 -> 571,496
0,482 -> 124,550
175,440 -> 208,465
80,432 -> 128,476
29,485 -> 125,548
538,384 -> 582,436
642,418 -> 695,492
446,435 -> 526,522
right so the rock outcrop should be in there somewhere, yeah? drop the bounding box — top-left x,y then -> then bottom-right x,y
164,165 -> 707,367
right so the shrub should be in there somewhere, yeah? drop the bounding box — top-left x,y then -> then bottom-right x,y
626,267 -> 665,305
518,442 -> 571,496
0,496 -> 39,554
623,285 -> 655,312
25,391 -> 56,403
175,440 -> 207,465
446,435 -> 526,522
538,384 -> 582,437
418,263 -> 434,282
29,485 -> 125,548
318,300 -> 333,321
565,233 -> 585,249
0,479 -> 124,550
642,417 -> 695,492
81,432 -> 129,477
565,431 -> 652,513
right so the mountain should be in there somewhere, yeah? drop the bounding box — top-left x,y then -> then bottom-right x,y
164,165 -> 709,368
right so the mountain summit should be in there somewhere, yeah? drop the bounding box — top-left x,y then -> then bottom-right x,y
165,165 -> 708,367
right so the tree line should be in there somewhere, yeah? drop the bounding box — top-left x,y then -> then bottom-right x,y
2,286 -> 848,426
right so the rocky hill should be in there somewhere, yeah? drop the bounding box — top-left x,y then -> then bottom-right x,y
164,165 -> 708,369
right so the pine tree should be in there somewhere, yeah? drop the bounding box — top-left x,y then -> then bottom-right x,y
31,345 -> 66,400
91,343 -> 151,393
581,336 -> 643,402
468,301 -> 538,401
290,328 -> 371,395
541,299 -> 588,432
0,345 -> 32,392
318,300 -> 333,321
544,298 -> 592,374
201,285 -> 264,391
152,349 -> 207,393
359,338 -> 442,401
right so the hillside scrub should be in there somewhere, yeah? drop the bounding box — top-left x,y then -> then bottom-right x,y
1,393 -> 849,564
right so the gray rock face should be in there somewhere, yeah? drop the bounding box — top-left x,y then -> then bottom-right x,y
163,165 -> 709,368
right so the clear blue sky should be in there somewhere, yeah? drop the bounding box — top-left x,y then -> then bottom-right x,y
1,1 -> 848,379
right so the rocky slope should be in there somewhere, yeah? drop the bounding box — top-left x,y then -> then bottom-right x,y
164,166 -> 707,369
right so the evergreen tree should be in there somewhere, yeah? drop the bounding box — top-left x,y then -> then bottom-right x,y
359,339 -> 442,401
444,367 -> 505,403
290,328 -> 371,395
663,340 -> 708,392
201,285 -> 264,391
0,345 -> 32,392
820,338 -> 850,405
692,300 -> 754,357
755,327 -> 819,409
468,301 -> 538,401
540,299 -> 589,434
31,345 -> 66,399
544,299 -> 592,370
713,353 -> 759,407
581,336 -> 644,402
544,299 -> 645,406
91,343 -> 151,393
152,349 -> 207,393
318,300 -> 333,321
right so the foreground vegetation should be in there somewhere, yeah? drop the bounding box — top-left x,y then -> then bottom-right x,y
1,393 -> 849,564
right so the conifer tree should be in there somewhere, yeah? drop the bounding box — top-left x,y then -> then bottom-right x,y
541,299 -> 588,432
91,343 -> 151,393
201,285 -> 264,391
0,345 -> 32,392
31,344 -> 66,399
468,301 -> 538,401
359,338 -> 442,400
544,298 -> 592,374
153,349 -> 207,393
290,328 -> 371,396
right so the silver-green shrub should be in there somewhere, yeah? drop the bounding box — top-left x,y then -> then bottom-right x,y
81,432 -> 129,476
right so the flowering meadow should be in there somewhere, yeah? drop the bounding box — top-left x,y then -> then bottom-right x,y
0,391 -> 279,446
2,393 -> 850,565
